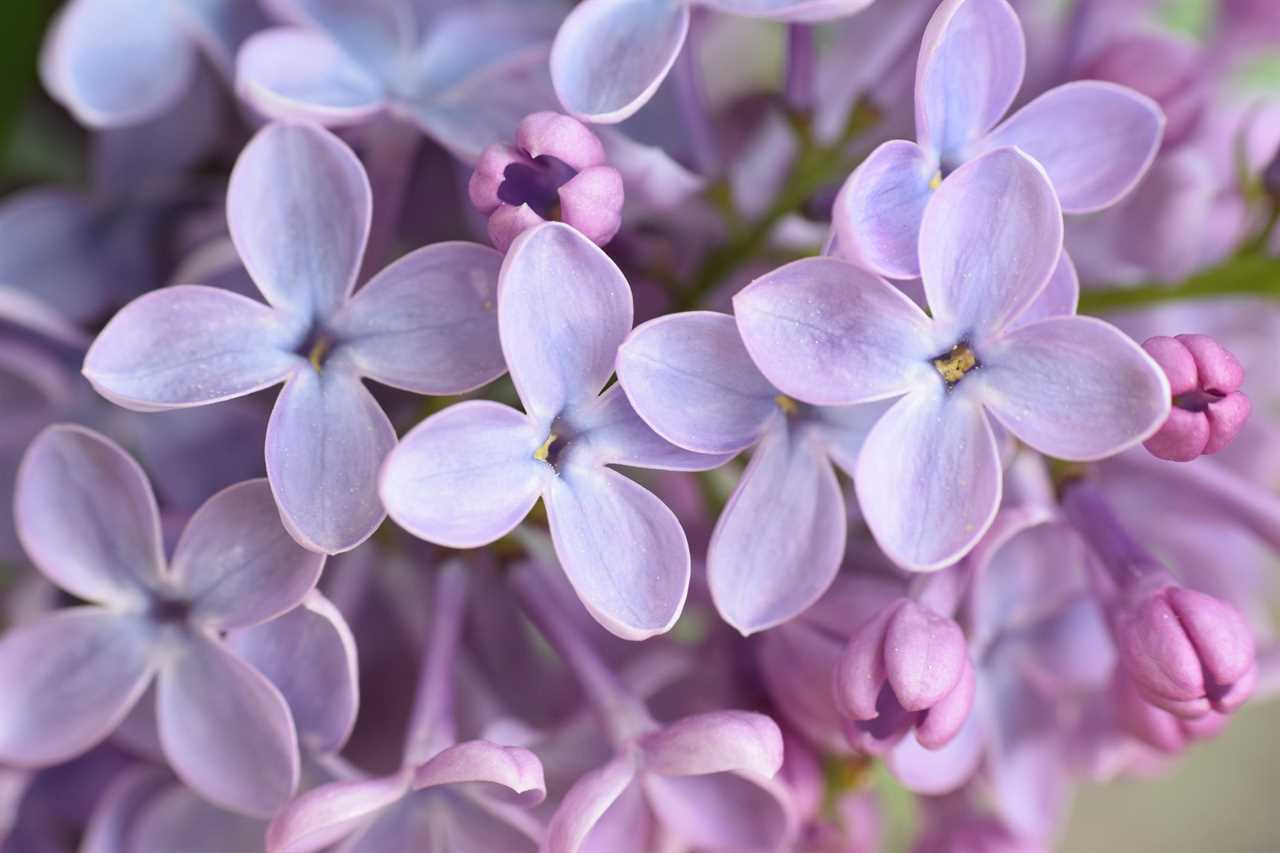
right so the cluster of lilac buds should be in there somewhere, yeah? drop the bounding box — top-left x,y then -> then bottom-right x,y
2,0 -> 1280,850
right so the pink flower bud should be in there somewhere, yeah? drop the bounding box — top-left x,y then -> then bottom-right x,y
1142,334 -> 1250,462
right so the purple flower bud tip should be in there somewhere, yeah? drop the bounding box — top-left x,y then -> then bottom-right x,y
1113,583 -> 1256,718
1113,670 -> 1228,754
1141,334 -> 1251,462
833,599 -> 973,754
468,112 -> 623,252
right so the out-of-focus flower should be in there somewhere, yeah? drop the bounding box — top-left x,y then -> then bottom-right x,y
1142,334 -> 1251,462
470,112 -> 624,251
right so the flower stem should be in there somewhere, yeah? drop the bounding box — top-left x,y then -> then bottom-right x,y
784,24 -> 816,116
1077,252 -> 1280,315
402,562 -> 469,767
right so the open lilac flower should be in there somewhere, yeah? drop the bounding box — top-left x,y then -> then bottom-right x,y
552,0 -> 877,124
833,0 -> 1164,279
0,425 -> 324,818
83,122 -> 508,554
617,310 -> 885,633
41,0 -> 265,127
237,0 -> 564,161
380,222 -> 729,640
736,147 -> 1170,570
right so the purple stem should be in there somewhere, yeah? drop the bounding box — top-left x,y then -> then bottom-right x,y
1061,480 -> 1163,596
358,116 -> 422,286
784,24 -> 815,114
673,9 -> 718,176
402,562 -> 469,767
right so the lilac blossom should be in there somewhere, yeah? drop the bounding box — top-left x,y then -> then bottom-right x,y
236,0 -> 565,161
0,425 -> 324,818
832,0 -> 1164,280
380,222 -> 729,641
83,122 -> 508,554
736,147 -> 1170,570
1141,334 -> 1252,462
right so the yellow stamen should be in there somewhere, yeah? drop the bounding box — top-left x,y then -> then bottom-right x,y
932,343 -> 977,384
534,434 -> 558,462
308,337 -> 332,370
928,171 -> 942,190
775,394 -> 797,415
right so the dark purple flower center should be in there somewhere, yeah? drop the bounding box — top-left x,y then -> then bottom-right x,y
148,597 -> 191,624
1173,389 -> 1224,412
931,341 -> 980,387
498,155 -> 578,218
296,326 -> 339,370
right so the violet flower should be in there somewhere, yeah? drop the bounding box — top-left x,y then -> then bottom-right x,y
552,0 -> 877,124
237,0 -> 564,161
0,425 -> 324,817
83,122 -> 508,554
833,0 -> 1164,280
380,222 -> 730,641
41,0 -> 265,127
736,147 -> 1170,570
1141,334 -> 1251,462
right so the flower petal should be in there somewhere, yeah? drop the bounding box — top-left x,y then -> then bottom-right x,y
570,384 -> 735,471
708,424 -> 845,634
127,784 -> 266,853
171,479 -> 325,629
545,466 -> 689,641
973,81 -> 1164,213
227,123 -> 371,320
976,316 -> 1171,460
40,0 -> 193,127
331,242 -> 505,395
551,0 -> 690,124
227,593 -> 358,755
266,772 -> 411,853
855,386 -> 1001,571
157,636 -> 299,818
1009,250 -> 1077,329
643,772 -> 795,853
236,27 -> 386,125
545,755 -> 640,853
412,740 -> 546,806
15,425 -> 164,606
83,286 -> 301,411
499,222 -> 633,423
915,0 -> 1025,160
617,311 -> 778,455
885,704 -> 983,795
734,257 -> 936,406
380,401 -> 548,548
699,0 -> 874,21
919,147 -> 1062,338
0,609 -> 155,766
832,140 -> 938,280
638,711 -> 783,779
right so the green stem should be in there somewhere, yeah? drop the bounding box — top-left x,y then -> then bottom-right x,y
1077,252 -> 1280,315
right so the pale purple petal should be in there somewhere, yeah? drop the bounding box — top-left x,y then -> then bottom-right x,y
545,466 -> 689,641
81,766 -> 171,853
1009,251 -> 1078,329
617,311 -> 778,455
411,740 -> 546,806
643,772 -> 795,853
157,636 -> 298,818
266,0 -> 405,76
915,0 -> 1026,159
546,755 -> 640,853
972,81 -> 1164,213
15,425 -> 164,606
699,0 -> 874,21
810,400 -> 893,478
570,384 -> 736,471
734,257 -> 936,406
832,140 -> 938,280
227,123 -> 371,320
236,28 -> 386,125
266,369 -> 397,554
266,772 -> 410,853
380,401 -> 548,548
0,609 -> 155,766
579,779 -> 659,853
412,5 -> 562,95
708,425 -> 845,634
855,386 -> 1001,571
885,706 -> 983,795
551,0 -> 690,124
638,711 -> 783,779
919,148 -> 1063,338
41,0 -> 193,127
330,242 -> 505,394
83,286 -> 302,411
171,479 -> 325,629
228,593 -> 358,755
977,316 -> 1171,460
499,222 -> 633,423
127,785 -> 265,853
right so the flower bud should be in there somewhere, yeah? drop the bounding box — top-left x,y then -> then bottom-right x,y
468,112 -> 624,251
833,599 -> 973,755
1142,334 -> 1250,462
1112,669 -> 1228,753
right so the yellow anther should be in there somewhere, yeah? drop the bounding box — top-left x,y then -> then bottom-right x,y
932,342 -> 978,384
928,171 -> 942,190
308,337 -> 332,370
534,434 -> 558,462
775,394 -> 797,415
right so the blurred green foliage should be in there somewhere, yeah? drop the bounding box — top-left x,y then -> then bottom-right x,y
0,3 -> 57,177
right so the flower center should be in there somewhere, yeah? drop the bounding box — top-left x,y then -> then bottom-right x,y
148,597 -> 191,625
498,155 -> 578,218
932,342 -> 979,386
928,170 -> 942,190
775,394 -> 797,415
296,326 -> 338,371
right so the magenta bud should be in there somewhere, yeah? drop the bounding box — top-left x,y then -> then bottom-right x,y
833,599 -> 972,755
1142,334 -> 1251,462
467,112 -> 624,252
1113,582 -> 1256,718
1113,669 -> 1228,753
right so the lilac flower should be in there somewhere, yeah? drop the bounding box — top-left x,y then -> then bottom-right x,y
833,0 -> 1164,280
1141,334 -> 1251,462
552,0 -> 878,124
470,112 -> 625,252
236,0 -> 564,161
0,425 -> 324,817
41,0 -> 265,127
737,147 -> 1171,570
616,309 -> 885,633
380,222 -> 729,640
83,122 -> 508,554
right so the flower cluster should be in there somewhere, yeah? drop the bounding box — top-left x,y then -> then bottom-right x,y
2,0 -> 1280,850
